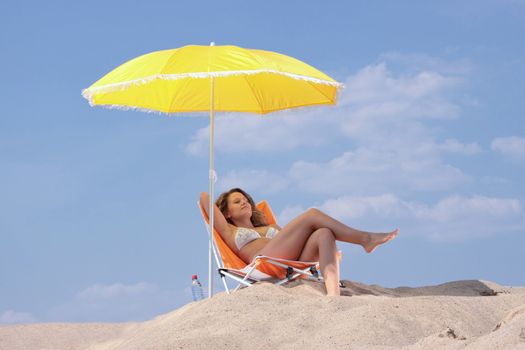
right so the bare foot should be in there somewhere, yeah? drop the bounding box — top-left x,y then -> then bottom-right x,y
363,229 -> 399,253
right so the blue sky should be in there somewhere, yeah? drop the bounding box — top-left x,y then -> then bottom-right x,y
1,0 -> 524,323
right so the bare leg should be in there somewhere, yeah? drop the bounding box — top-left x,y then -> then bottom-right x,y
258,208 -> 398,261
298,228 -> 340,296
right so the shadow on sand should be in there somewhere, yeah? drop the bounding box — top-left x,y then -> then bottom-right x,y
338,279 -> 501,297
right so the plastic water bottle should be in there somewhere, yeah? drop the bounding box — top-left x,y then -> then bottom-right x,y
191,275 -> 205,301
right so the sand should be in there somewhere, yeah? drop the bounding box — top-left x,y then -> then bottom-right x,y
1,279 -> 525,350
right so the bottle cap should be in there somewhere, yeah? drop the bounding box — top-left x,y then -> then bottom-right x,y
192,274 -> 198,280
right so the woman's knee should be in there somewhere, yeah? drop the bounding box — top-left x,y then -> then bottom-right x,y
304,207 -> 325,224
314,228 -> 335,241
306,207 -> 322,216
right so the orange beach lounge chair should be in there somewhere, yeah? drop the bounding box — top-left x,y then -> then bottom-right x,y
198,200 -> 331,293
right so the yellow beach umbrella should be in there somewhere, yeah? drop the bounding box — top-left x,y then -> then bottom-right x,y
82,43 -> 343,297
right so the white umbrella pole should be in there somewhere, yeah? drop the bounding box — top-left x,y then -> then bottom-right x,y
208,75 -> 215,299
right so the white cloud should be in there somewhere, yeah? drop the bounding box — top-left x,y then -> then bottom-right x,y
76,282 -> 158,301
0,310 -> 37,324
413,195 -> 525,240
277,205 -> 305,226
319,193 -> 408,220
283,61 -> 479,196
46,282 -> 181,322
414,194 -> 521,220
337,63 -> 462,150
378,52 -> 474,75
185,110 -> 331,156
279,194 -> 525,241
437,139 -> 481,155
218,169 -> 289,195
340,63 -> 460,108
289,148 -> 470,195
491,136 -> 525,160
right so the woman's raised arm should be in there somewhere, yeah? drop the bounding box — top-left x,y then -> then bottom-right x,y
199,192 -> 232,237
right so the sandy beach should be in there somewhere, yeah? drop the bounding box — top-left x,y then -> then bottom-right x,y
1,279 -> 525,350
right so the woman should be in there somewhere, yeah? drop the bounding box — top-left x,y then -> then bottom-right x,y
200,188 -> 398,296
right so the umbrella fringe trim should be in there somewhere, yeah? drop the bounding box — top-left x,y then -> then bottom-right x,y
83,82 -> 344,115
91,104 -> 171,115
82,99 -> 342,116
82,70 -> 344,103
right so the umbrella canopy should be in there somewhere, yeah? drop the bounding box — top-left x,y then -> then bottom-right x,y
82,45 -> 341,114
82,44 -> 343,298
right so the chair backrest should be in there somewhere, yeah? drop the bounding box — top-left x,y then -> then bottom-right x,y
198,200 -> 277,270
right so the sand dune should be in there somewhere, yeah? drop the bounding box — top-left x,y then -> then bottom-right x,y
1,280 -> 524,350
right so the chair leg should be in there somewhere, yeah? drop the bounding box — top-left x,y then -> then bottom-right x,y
219,272 -> 230,294
220,270 -> 256,289
234,264 -> 258,291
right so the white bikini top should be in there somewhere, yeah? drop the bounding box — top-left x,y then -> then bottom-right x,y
234,226 -> 279,250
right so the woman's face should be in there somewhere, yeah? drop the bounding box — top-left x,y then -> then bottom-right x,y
226,191 -> 252,221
